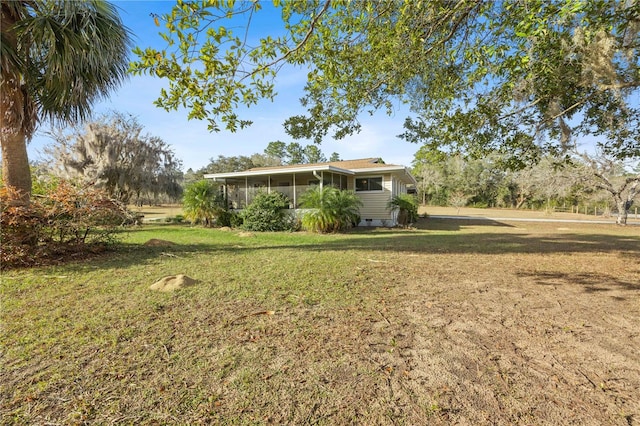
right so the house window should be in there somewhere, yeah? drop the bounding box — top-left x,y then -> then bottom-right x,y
355,176 -> 383,191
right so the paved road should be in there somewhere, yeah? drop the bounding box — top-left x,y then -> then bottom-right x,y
428,215 -> 640,225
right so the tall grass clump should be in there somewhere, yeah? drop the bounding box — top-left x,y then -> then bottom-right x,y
300,186 -> 362,233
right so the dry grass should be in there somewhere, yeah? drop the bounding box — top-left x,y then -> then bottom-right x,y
421,205 -> 640,223
1,219 -> 639,425
129,204 -> 184,222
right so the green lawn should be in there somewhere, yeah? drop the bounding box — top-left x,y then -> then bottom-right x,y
2,221 -> 639,424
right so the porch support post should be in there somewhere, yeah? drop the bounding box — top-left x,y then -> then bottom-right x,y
320,171 -> 324,189
268,175 -> 271,193
224,178 -> 228,208
245,176 -> 248,207
293,173 -> 297,208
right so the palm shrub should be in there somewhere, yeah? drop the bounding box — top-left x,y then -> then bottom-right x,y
300,186 -> 362,233
182,180 -> 225,226
241,191 -> 294,231
387,194 -> 419,226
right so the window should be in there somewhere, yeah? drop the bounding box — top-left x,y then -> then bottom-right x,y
355,177 -> 383,191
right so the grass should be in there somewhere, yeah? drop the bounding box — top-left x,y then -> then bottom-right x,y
2,219 -> 640,424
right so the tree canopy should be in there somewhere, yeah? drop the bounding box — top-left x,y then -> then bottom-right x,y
46,113 -> 183,205
264,141 -> 328,164
131,0 -> 639,167
191,141 -> 336,181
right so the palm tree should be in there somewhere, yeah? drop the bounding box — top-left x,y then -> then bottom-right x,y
386,194 -> 419,226
1,1 -> 130,204
182,180 -> 226,227
300,186 -> 362,233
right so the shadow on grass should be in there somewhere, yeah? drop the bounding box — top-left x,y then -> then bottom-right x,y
413,217 -> 516,231
59,218 -> 639,274
517,271 -> 640,294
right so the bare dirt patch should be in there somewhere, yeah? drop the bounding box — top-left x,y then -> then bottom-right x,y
381,252 -> 639,424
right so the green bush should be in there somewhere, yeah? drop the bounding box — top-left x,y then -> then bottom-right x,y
164,214 -> 185,224
216,209 -> 243,228
300,186 -> 362,233
241,191 -> 294,232
182,180 -> 225,226
387,194 -> 419,226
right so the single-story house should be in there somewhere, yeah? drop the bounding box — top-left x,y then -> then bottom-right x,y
203,158 -> 417,227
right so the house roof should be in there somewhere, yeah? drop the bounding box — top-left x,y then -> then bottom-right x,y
203,158 -> 417,185
248,158 -> 385,172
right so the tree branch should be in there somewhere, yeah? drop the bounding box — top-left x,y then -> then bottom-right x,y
240,0 -> 331,83
498,98 -> 542,121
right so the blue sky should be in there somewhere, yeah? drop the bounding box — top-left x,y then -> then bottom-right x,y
27,1 -> 419,172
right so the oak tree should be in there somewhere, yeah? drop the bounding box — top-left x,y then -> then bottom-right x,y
131,0 -> 639,166
46,113 -> 183,205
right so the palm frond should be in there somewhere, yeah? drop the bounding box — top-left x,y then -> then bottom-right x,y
13,0 -> 131,127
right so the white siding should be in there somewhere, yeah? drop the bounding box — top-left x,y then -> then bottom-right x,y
355,173 -> 394,225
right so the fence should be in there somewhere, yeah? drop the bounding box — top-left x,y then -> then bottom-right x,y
542,205 -> 639,219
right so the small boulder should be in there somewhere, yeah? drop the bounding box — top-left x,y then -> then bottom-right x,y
149,274 -> 197,292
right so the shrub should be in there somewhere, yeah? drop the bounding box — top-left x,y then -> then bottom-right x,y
387,194 -> 419,226
300,186 -> 362,233
241,191 -> 294,232
230,211 -> 245,228
42,182 -> 130,243
1,182 -> 130,269
216,209 -> 243,228
164,214 -> 185,224
182,180 -> 225,226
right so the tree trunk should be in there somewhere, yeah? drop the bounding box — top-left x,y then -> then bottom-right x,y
616,198 -> 628,225
1,129 -> 32,205
1,4 -> 32,205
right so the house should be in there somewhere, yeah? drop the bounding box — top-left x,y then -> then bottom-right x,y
203,158 -> 417,227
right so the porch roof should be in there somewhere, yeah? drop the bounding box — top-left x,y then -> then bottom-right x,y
204,164 -> 355,181
203,158 -> 417,185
